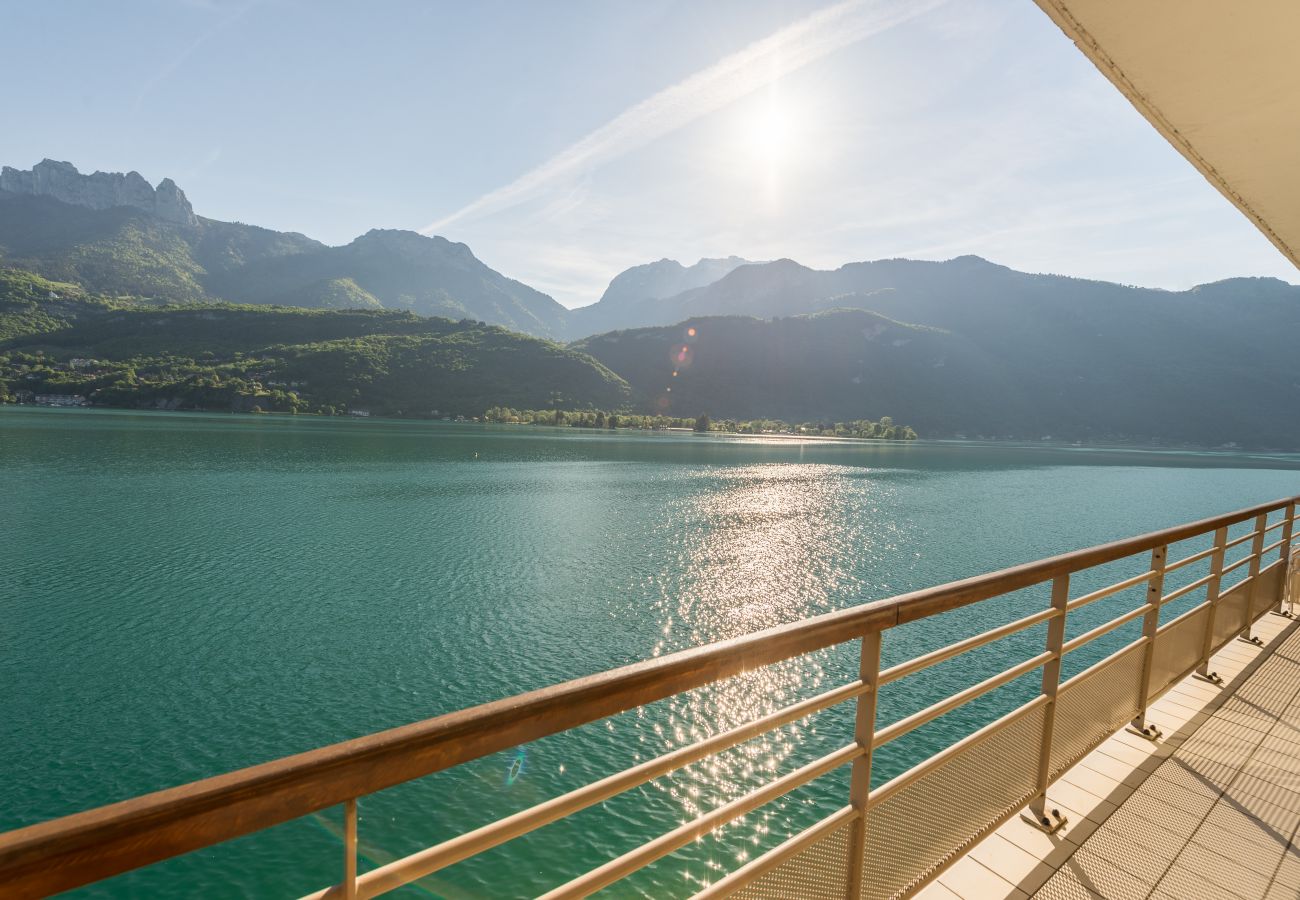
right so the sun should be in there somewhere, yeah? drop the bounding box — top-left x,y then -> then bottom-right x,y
745,103 -> 796,167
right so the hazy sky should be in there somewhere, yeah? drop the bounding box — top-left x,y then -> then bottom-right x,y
4,0 -> 1296,307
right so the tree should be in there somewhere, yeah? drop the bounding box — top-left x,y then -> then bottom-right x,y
693,413 -> 711,432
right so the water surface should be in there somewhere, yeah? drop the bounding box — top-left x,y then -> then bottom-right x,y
3,407 -> 1297,897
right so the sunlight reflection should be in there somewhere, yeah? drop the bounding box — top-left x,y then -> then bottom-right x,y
642,463 -> 893,853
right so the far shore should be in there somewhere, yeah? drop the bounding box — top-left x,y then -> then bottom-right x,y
6,403 -> 1296,457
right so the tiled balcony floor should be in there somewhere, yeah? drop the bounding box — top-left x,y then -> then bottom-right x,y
917,609 -> 1300,900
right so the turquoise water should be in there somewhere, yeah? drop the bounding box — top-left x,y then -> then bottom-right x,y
3,407 -> 1298,898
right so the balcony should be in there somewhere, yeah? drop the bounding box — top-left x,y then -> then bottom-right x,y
921,601 -> 1300,899
1,497 -> 1297,898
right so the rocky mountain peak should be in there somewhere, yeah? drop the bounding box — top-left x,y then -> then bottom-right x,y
0,159 -> 196,225
595,255 -> 754,308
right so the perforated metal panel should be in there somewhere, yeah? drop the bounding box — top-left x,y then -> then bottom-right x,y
1150,606 -> 1209,697
731,820 -> 851,900
1290,550 -> 1300,608
860,703 -> 1046,900
1251,562 -> 1283,621
1211,581 -> 1251,650
1049,643 -> 1145,779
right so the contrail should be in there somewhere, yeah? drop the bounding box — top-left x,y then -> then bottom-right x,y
421,0 -> 945,234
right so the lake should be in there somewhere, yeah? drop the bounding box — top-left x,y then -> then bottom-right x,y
3,406 -> 1298,898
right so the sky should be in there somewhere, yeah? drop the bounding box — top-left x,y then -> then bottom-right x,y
3,0 -> 1296,308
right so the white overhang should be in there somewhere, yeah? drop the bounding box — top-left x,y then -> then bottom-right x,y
1034,0 -> 1300,270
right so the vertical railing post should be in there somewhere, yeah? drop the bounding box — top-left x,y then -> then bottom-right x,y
1243,513 -> 1268,644
344,798 -> 358,900
845,630 -> 882,900
1275,502 -> 1295,616
1027,575 -> 1069,833
1130,545 -> 1167,739
1197,527 -> 1229,684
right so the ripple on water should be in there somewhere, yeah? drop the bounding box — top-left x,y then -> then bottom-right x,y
4,409 -> 1299,896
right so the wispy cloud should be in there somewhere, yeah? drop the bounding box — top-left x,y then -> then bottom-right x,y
421,0 -> 945,234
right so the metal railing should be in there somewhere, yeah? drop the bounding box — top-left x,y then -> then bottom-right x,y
2,497 -> 1297,899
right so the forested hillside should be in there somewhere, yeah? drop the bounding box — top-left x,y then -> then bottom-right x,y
0,269 -> 628,416
573,305 -> 1300,447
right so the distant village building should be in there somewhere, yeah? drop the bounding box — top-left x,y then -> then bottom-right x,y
348,408 -> 371,418
68,358 -> 98,370
34,394 -> 88,407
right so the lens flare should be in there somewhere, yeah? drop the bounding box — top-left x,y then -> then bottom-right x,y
505,749 -> 526,786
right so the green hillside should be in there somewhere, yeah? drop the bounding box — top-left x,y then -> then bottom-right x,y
572,305 -> 1299,448
0,271 -> 629,416
0,193 -> 320,302
574,310 -> 973,433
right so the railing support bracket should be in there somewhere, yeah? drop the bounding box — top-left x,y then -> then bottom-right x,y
1128,722 -> 1163,742
1021,807 -> 1068,834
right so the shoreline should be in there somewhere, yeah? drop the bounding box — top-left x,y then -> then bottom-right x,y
4,404 -> 1298,458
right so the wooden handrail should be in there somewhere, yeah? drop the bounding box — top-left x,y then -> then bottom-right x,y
1,494 -> 1295,898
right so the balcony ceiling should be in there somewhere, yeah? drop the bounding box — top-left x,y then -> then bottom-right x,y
1035,0 -> 1300,271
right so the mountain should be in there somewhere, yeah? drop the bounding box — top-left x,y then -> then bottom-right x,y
1,158 -> 196,224
573,297 -> 1300,447
0,160 -> 568,338
204,229 -> 568,337
566,254 -> 1300,341
6,157 -> 1300,445
573,310 -> 1011,435
0,268 -> 628,416
568,256 -> 751,336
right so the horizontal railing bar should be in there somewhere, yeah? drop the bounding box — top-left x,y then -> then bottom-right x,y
3,494 -> 1296,899
1263,519 -> 1287,534
0,605 -> 894,899
879,608 -> 1058,685
306,680 -> 870,899
537,743 -> 862,900
1262,538 -> 1285,555
1161,572 -> 1215,605
1222,553 -> 1256,576
873,652 -> 1053,748
1060,603 -> 1153,654
689,805 -> 857,900
1224,531 -> 1256,550
1220,575 -> 1251,597
1164,544 -> 1216,573
869,696 -> 1049,809
1156,599 -> 1209,634
1066,569 -> 1154,611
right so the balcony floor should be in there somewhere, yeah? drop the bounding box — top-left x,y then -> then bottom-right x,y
917,609 -> 1300,900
